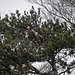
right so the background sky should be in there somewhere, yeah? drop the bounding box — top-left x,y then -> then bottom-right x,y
0,0 -> 39,18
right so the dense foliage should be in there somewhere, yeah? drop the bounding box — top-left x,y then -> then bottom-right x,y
0,6 -> 75,75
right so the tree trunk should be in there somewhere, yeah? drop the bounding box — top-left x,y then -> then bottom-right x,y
50,70 -> 58,75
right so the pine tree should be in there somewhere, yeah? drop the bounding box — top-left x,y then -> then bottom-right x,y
0,6 -> 75,75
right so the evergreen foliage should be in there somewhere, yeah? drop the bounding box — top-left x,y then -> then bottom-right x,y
0,6 -> 75,75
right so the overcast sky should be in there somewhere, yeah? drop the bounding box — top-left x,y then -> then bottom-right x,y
0,0 -> 39,18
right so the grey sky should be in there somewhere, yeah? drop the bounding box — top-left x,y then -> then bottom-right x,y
0,0 -> 39,18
